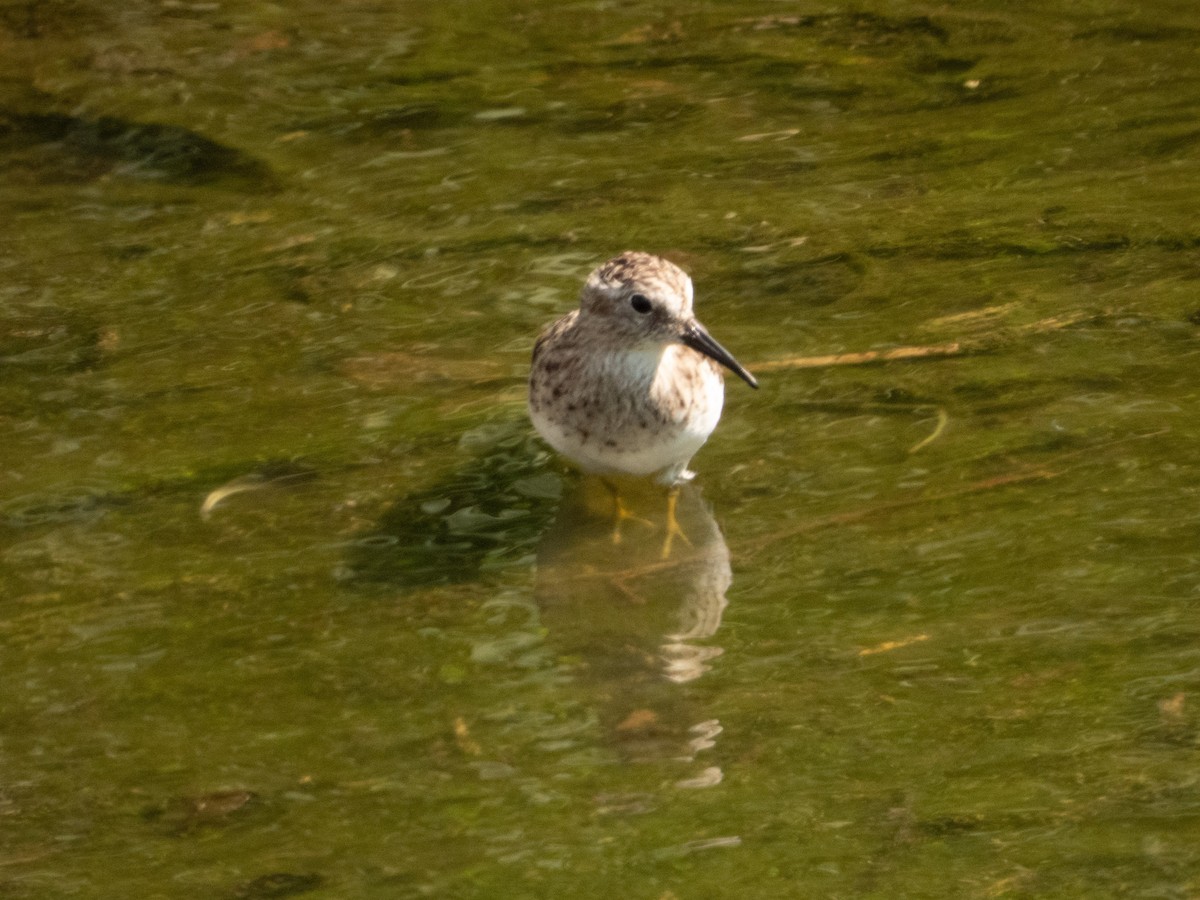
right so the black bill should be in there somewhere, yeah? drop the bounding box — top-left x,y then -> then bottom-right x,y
681,321 -> 759,389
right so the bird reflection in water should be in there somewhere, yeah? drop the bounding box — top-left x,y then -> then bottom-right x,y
535,476 -> 730,787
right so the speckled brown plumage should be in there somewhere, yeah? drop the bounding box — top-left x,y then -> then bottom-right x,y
528,252 -> 757,486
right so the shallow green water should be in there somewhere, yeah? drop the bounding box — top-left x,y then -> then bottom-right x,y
2,1 -> 1199,897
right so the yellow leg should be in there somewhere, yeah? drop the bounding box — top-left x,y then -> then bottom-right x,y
603,479 -> 653,545
661,488 -> 693,559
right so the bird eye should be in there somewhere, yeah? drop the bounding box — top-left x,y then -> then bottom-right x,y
630,293 -> 652,314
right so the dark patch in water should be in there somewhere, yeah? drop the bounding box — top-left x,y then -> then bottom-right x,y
0,313 -> 108,372
0,110 -> 277,189
364,104 -> 456,132
383,68 -> 471,86
232,873 -> 323,899
866,233 -> 1134,261
347,427 -> 558,588
742,12 -> 949,45
1147,128 -> 1200,158
141,789 -> 260,836
1073,25 -> 1200,42
866,139 -> 944,163
745,253 -> 865,306
909,55 -> 979,74
0,0 -> 106,38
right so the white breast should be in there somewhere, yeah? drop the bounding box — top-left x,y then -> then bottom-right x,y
530,344 -> 725,485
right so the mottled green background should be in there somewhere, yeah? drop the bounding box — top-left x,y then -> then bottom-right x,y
2,1 -> 1198,897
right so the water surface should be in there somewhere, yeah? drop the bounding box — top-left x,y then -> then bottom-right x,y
2,2 -> 1199,897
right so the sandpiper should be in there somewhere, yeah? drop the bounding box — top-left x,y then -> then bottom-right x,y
528,252 -> 757,545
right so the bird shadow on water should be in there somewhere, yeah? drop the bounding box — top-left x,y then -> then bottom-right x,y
344,421 -> 735,782
345,422 -> 561,589
534,477 -> 733,783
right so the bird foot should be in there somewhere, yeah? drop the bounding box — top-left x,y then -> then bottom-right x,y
660,488 -> 693,559
606,483 -> 656,545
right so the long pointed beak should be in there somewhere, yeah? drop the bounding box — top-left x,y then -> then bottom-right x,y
680,320 -> 759,389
